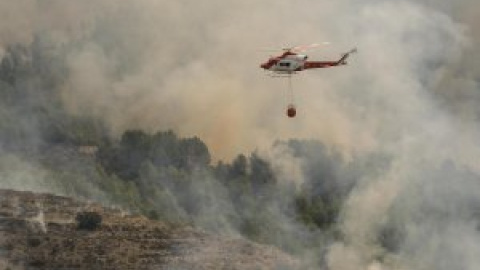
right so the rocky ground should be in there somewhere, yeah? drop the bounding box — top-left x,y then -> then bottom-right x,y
0,189 -> 298,270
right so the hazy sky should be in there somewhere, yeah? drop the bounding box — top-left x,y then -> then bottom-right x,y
0,0 -> 476,161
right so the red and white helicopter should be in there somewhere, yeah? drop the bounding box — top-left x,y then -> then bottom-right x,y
260,43 -> 357,75
260,43 -> 356,118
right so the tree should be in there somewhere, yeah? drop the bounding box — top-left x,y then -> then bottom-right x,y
149,130 -> 178,168
115,130 -> 151,180
250,153 -> 276,187
178,137 -> 211,169
230,154 -> 248,178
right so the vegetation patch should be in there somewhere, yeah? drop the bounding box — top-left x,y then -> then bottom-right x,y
76,211 -> 102,231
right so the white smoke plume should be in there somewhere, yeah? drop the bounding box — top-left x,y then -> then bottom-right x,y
1,0 -> 480,269
0,0 -> 477,159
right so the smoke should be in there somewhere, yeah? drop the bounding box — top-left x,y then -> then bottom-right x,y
1,0 -> 371,160
1,0 -> 480,269
0,0 -> 477,156
0,0 -> 475,160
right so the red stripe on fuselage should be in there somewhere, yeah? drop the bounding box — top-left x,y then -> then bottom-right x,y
301,61 -> 339,70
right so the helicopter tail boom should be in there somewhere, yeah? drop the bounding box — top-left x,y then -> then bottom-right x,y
301,48 -> 357,70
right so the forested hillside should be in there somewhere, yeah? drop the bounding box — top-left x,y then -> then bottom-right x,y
0,38 -> 390,258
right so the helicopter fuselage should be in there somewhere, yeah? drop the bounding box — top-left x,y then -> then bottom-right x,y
260,52 -> 306,74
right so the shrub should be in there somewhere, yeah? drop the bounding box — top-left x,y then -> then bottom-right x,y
75,211 -> 102,231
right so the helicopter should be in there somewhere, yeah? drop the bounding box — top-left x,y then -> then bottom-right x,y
260,44 -> 356,118
260,44 -> 357,75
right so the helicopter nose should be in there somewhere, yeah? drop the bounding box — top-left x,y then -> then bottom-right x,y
260,63 -> 268,69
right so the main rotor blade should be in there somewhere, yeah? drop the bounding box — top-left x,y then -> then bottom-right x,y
289,42 -> 330,53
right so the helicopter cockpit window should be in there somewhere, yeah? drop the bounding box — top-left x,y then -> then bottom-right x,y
279,62 -> 291,67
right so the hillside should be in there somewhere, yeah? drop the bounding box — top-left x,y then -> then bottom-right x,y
0,37 -> 355,255
0,189 -> 298,270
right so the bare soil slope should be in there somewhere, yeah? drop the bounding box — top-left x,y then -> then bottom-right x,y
0,189 -> 297,269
